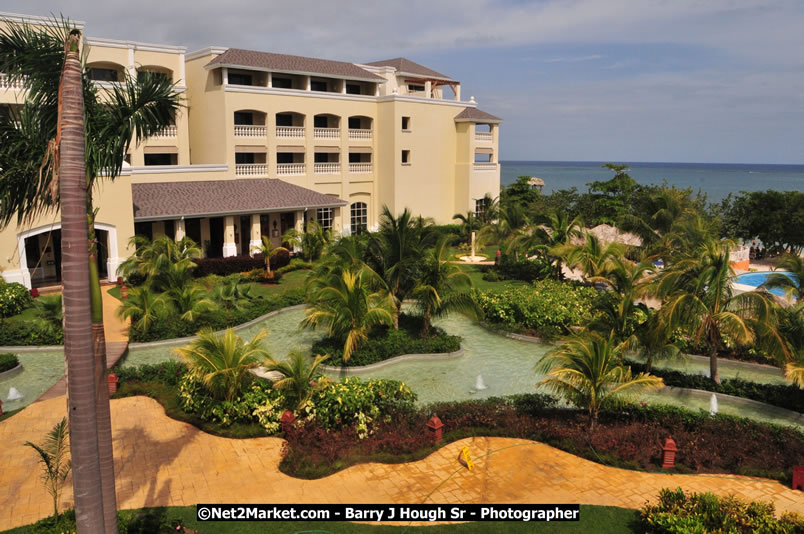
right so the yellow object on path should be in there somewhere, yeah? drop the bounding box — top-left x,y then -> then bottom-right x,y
458,446 -> 474,471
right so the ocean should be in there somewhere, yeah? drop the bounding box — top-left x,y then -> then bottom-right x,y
500,161 -> 804,202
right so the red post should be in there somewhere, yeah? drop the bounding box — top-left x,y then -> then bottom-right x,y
0,399 -> 3,416
121,285 -> 128,299
426,413 -> 444,444
116,276 -> 123,286
280,410 -> 296,433
30,288 -> 39,298
107,372 -> 119,394
495,249 -> 501,265
661,437 -> 678,469
793,466 -> 804,491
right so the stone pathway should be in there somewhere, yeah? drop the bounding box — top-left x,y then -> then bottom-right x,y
2,395 -> 802,531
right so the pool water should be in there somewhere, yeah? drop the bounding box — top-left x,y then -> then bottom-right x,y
734,271 -> 798,298
0,350 -> 64,412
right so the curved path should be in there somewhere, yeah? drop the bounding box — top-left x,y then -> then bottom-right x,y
1,395 -> 802,531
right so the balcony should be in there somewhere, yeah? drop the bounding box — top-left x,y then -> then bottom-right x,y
349,163 -> 372,174
235,125 -> 267,137
475,131 -> 493,142
313,127 -> 340,140
276,126 -> 304,139
0,74 -> 26,89
277,163 -> 306,176
314,162 -> 340,174
152,125 -> 177,138
473,162 -> 497,171
235,164 -> 267,177
348,129 -> 372,141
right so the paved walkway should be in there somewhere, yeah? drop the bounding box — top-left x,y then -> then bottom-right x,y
2,395 -> 802,531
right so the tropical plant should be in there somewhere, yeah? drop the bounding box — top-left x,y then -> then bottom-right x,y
115,286 -> 165,334
560,232 -> 625,280
282,220 -> 331,263
525,211 -> 584,279
302,266 -> 394,361
762,253 -> 804,301
411,238 -> 480,336
166,284 -> 217,323
537,332 -> 664,430
212,274 -> 254,311
478,201 -> 528,255
174,328 -> 270,402
452,211 -> 481,246
252,235 -> 288,274
653,239 -> 789,383
25,417 -> 72,521
34,294 -> 63,327
119,235 -> 200,291
265,351 -> 330,411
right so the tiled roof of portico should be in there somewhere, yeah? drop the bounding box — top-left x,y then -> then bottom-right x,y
132,179 -> 347,221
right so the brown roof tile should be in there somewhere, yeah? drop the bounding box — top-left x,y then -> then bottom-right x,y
365,58 -> 452,81
206,48 -> 385,82
132,179 -> 347,220
454,107 -> 503,123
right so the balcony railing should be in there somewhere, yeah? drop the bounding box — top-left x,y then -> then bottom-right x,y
475,131 -> 493,142
314,162 -> 340,174
473,162 -> 497,171
313,127 -> 339,139
235,164 -> 267,177
0,74 -> 28,89
277,163 -> 306,176
349,162 -> 372,173
276,126 -> 304,139
348,129 -> 372,140
234,125 -> 266,137
152,125 -> 177,138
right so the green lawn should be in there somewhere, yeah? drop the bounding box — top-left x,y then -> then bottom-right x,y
453,263 -> 528,292
248,268 -> 310,298
1,505 -> 639,533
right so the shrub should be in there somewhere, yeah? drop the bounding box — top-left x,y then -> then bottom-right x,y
475,279 -> 600,335
0,282 -> 33,317
0,353 -> 19,372
192,249 -> 290,277
491,255 -> 552,282
246,268 -> 283,284
639,487 -> 804,533
311,313 -> 461,367
0,319 -> 63,345
276,258 -> 312,275
114,361 -> 188,386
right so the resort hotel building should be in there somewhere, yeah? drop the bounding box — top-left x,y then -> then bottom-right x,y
0,12 -> 502,289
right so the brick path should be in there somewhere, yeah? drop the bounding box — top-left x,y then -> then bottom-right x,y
2,395 -> 802,531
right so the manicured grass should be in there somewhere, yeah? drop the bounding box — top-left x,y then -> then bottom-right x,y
247,269 -> 310,298
453,263 -> 528,292
0,505 -> 639,533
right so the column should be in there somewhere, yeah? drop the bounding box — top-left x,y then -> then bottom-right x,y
249,214 -> 262,255
425,81 -> 432,99
222,215 -> 237,257
267,72 -> 272,88
454,84 -> 461,101
304,75 -> 311,91
175,218 -> 186,241
152,220 -> 166,239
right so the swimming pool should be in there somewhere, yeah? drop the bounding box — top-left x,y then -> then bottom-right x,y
734,271 -> 798,297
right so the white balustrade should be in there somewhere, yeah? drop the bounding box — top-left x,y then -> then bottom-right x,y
276,126 -> 304,138
349,162 -> 372,173
234,125 -> 266,137
314,162 -> 340,174
313,127 -> 339,139
0,74 -> 26,89
475,131 -> 493,141
277,163 -> 306,175
348,129 -> 372,140
235,164 -> 267,176
152,125 -> 177,138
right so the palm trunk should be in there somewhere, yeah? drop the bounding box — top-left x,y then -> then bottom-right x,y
710,347 -> 720,384
421,307 -> 431,338
60,29 -> 106,533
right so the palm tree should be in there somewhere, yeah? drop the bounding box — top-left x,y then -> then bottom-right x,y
282,220 -> 331,263
560,232 -> 625,280
478,201 -> 528,254
653,239 -> 789,383
213,275 -> 254,311
25,417 -> 71,521
762,253 -> 804,301
518,211 -> 583,279
302,266 -> 394,361
174,328 -> 270,402
252,235 -> 288,275
34,294 -> 63,328
411,238 -> 480,337
452,211 -> 480,247
265,351 -> 330,411
537,332 -> 664,430
167,284 -> 217,323
119,235 -> 200,292
116,287 -> 165,335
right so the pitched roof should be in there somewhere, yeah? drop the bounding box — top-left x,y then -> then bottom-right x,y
132,179 -> 347,221
454,107 -> 503,123
364,58 -> 453,81
206,48 -> 385,82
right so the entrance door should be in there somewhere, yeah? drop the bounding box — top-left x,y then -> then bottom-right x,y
208,217 -> 224,258
25,230 -> 61,287
240,216 -> 251,255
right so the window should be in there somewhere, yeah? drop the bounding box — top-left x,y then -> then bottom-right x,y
235,153 -> 255,164
88,68 -> 118,82
314,153 -> 330,163
144,153 -> 177,166
401,150 -> 410,164
348,153 -> 361,163
348,117 -> 361,129
401,116 -> 410,130
276,114 -> 293,127
317,208 -> 334,231
137,70 -> 169,83
408,84 -> 425,93
228,72 -> 253,86
311,80 -> 328,92
475,198 -> 487,218
314,116 -> 328,128
346,83 -> 361,95
234,112 -> 253,125
350,202 -> 368,233
272,77 -> 292,89
276,153 -> 295,164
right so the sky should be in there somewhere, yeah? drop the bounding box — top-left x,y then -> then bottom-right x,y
3,0 -> 804,164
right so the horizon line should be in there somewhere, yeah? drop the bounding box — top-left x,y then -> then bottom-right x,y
499,159 -> 804,167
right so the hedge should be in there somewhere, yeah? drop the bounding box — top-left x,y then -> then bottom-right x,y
0,319 -> 63,346
0,353 -> 19,373
192,249 -> 290,277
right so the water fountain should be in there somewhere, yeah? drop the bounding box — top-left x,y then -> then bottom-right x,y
7,387 -> 23,401
459,231 -> 486,263
474,374 -> 488,391
709,393 -> 718,416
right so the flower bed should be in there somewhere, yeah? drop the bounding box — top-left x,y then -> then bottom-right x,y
0,353 -> 19,373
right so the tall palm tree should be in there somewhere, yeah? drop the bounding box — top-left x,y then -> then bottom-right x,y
174,328 -> 270,402
302,266 -> 394,361
537,332 -> 664,430
653,239 -> 789,383
411,238 -> 480,337
762,253 -> 804,301
252,235 -> 288,274
514,211 -> 583,279
265,351 -> 330,411
25,417 -> 71,521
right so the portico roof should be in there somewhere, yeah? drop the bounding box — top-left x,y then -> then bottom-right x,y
132,179 -> 347,221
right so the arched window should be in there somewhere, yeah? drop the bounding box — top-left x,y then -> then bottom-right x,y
350,202 -> 368,233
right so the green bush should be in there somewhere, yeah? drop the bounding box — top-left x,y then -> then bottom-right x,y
475,280 -> 600,335
311,313 -> 461,367
0,353 -> 19,372
276,258 -> 312,274
0,319 -> 63,346
0,282 -> 33,317
639,487 -> 804,533
114,361 -> 188,386
488,255 -> 552,282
